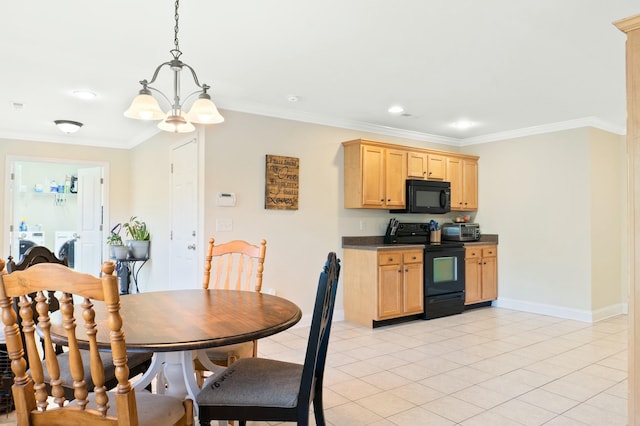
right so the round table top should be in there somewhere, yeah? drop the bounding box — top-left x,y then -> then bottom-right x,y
48,289 -> 302,352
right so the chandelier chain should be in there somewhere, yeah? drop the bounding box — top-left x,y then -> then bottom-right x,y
174,0 -> 180,52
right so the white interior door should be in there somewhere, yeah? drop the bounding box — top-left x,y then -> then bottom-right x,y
76,167 -> 103,276
170,139 -> 198,288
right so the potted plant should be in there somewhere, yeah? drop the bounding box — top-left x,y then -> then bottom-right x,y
123,216 -> 151,259
107,224 -> 128,260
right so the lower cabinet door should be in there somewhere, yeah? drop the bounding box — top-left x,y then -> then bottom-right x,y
403,262 -> 424,314
378,264 -> 403,318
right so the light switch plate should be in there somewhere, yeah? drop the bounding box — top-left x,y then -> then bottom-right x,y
215,218 -> 233,232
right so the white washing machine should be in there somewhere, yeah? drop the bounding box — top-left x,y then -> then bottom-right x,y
17,231 -> 46,261
55,231 -> 77,268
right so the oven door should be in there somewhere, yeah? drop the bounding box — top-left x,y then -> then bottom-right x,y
424,245 -> 465,296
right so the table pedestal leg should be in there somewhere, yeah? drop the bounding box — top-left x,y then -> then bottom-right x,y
132,351 -> 201,417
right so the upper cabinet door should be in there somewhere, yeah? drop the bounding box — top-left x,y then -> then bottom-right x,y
361,145 -> 386,207
407,152 -> 427,178
426,154 -> 446,180
385,149 -> 407,207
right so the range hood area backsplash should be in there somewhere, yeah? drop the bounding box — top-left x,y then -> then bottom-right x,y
349,212 -> 477,236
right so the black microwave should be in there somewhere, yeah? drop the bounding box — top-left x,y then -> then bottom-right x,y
391,179 -> 451,214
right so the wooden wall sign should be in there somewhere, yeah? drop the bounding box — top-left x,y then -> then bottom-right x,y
265,155 -> 299,210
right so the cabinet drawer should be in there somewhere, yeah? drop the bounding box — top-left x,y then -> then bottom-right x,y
378,252 -> 401,265
465,247 -> 482,259
482,247 -> 497,257
403,251 -> 423,264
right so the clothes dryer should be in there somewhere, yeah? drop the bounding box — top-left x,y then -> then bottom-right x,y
17,231 -> 46,261
55,231 -> 76,268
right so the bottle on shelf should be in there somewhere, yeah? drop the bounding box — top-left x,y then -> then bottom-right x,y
19,218 -> 27,232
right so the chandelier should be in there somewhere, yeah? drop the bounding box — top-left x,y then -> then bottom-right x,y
124,0 -> 224,133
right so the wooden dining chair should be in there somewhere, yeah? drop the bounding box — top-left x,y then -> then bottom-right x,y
195,238 -> 267,386
196,252 -> 340,426
0,259 -> 193,426
6,245 -> 153,401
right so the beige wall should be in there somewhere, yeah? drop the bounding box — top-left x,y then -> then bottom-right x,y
590,128 -> 627,312
0,113 -> 626,322
464,128 -> 626,320
129,110 -> 461,315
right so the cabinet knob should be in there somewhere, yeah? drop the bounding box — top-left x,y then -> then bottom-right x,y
380,199 -> 384,202
405,269 -> 409,272
428,171 -> 432,176
387,199 -> 391,202
478,262 -> 482,265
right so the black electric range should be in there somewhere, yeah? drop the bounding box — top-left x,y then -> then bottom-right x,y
384,221 -> 465,320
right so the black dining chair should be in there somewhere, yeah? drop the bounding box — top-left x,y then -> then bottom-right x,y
5,246 -> 153,400
196,252 -> 341,426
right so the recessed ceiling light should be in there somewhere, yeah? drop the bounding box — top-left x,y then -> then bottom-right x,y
287,95 -> 299,102
451,120 -> 476,130
388,105 -> 404,114
72,90 -> 97,100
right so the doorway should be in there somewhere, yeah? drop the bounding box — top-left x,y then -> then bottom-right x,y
5,157 -> 108,276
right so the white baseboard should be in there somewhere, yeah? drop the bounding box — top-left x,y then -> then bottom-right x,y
494,297 -> 627,323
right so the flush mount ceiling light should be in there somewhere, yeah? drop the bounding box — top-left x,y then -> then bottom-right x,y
54,120 -> 83,134
451,120 -> 476,130
124,0 -> 223,133
388,105 -> 405,114
72,90 -> 97,100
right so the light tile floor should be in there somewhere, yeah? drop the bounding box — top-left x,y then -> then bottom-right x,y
252,307 -> 628,426
0,307 -> 628,425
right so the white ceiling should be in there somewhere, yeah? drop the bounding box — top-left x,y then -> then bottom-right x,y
2,1 -> 639,149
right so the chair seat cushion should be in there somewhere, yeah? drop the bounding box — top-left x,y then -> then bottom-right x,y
204,341 -> 254,362
197,358 -> 303,408
41,350 -> 152,390
70,389 -> 185,425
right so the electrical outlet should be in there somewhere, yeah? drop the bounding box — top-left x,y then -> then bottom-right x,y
215,218 -> 233,232
359,220 -> 366,231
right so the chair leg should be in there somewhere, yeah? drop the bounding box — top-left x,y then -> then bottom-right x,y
196,369 -> 205,388
312,385 -> 326,426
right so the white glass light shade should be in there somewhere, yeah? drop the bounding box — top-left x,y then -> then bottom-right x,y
158,111 -> 196,133
124,94 -> 165,120
187,98 -> 224,124
54,120 -> 83,134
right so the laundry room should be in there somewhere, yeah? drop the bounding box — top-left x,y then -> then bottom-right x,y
11,160 -> 82,267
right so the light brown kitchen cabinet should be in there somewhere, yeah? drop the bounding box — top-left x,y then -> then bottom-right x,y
407,152 -> 446,180
343,248 -> 424,327
344,139 -> 478,210
464,245 -> 497,305
447,157 -> 478,211
344,140 -> 406,208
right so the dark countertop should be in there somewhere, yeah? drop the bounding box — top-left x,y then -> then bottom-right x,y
342,234 -> 498,250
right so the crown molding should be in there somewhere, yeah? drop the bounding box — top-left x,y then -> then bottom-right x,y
459,117 -> 626,146
225,102 -> 625,148
222,102 -> 462,146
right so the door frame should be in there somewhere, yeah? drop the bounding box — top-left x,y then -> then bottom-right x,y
3,155 -> 109,262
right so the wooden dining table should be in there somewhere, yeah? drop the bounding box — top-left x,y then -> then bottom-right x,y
47,288 -> 302,416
